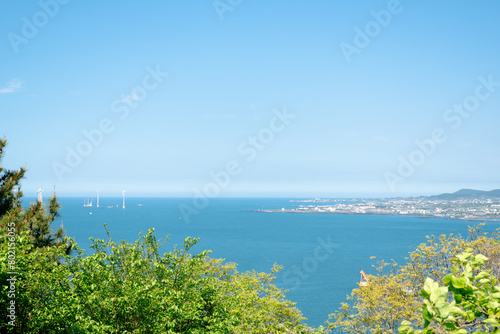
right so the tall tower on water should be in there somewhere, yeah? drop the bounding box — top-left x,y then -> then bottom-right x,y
37,186 -> 44,203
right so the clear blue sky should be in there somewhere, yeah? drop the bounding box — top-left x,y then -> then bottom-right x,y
1,1 -> 499,198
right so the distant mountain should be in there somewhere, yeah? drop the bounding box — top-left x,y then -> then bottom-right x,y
429,189 -> 500,200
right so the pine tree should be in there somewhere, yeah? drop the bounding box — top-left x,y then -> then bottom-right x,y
0,139 -> 24,218
0,138 -> 69,251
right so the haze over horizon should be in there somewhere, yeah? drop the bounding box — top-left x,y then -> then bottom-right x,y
2,1 -> 500,199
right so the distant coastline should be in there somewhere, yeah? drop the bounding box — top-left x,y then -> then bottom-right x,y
253,189 -> 500,222
254,209 -> 500,222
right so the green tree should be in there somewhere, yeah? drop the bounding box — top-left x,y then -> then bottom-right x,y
398,249 -> 500,333
328,259 -> 421,334
0,138 -> 71,331
3,224 -> 323,333
0,138 -> 68,249
327,226 -> 500,333
0,230 -> 71,332
61,227 -> 320,333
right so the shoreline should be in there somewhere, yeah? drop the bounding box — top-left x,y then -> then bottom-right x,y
251,210 -> 500,222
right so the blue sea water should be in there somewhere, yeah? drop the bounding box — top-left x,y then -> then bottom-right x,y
41,197 -> 500,328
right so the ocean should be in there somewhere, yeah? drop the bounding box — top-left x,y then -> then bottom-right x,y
42,197 -> 500,328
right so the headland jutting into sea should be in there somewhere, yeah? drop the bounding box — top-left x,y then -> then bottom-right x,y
256,189 -> 500,222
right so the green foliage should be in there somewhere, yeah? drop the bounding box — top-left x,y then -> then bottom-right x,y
0,230 -> 71,332
1,226 -> 321,333
65,227 -> 321,333
0,138 -> 72,331
398,249 -> 500,333
327,225 -> 500,334
65,228 -> 234,333
327,260 -> 421,334
0,138 -> 68,250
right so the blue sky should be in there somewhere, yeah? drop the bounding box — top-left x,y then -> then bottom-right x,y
1,0 -> 500,198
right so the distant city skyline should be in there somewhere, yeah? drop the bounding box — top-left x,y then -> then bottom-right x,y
2,1 -> 500,198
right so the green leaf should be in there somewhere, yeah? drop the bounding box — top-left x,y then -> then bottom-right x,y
451,276 -> 466,289
422,307 -> 432,323
474,254 -> 489,265
398,321 -> 414,334
443,273 -> 453,286
430,286 -> 448,304
475,271 -> 490,280
453,292 -> 463,303
484,317 -> 499,326
443,322 -> 457,330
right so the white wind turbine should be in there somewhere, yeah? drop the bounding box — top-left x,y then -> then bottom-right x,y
122,190 -> 126,209
37,186 -> 44,203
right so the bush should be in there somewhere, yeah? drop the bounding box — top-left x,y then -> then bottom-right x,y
327,225 -> 500,333
399,249 -> 500,333
2,225 -> 323,333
